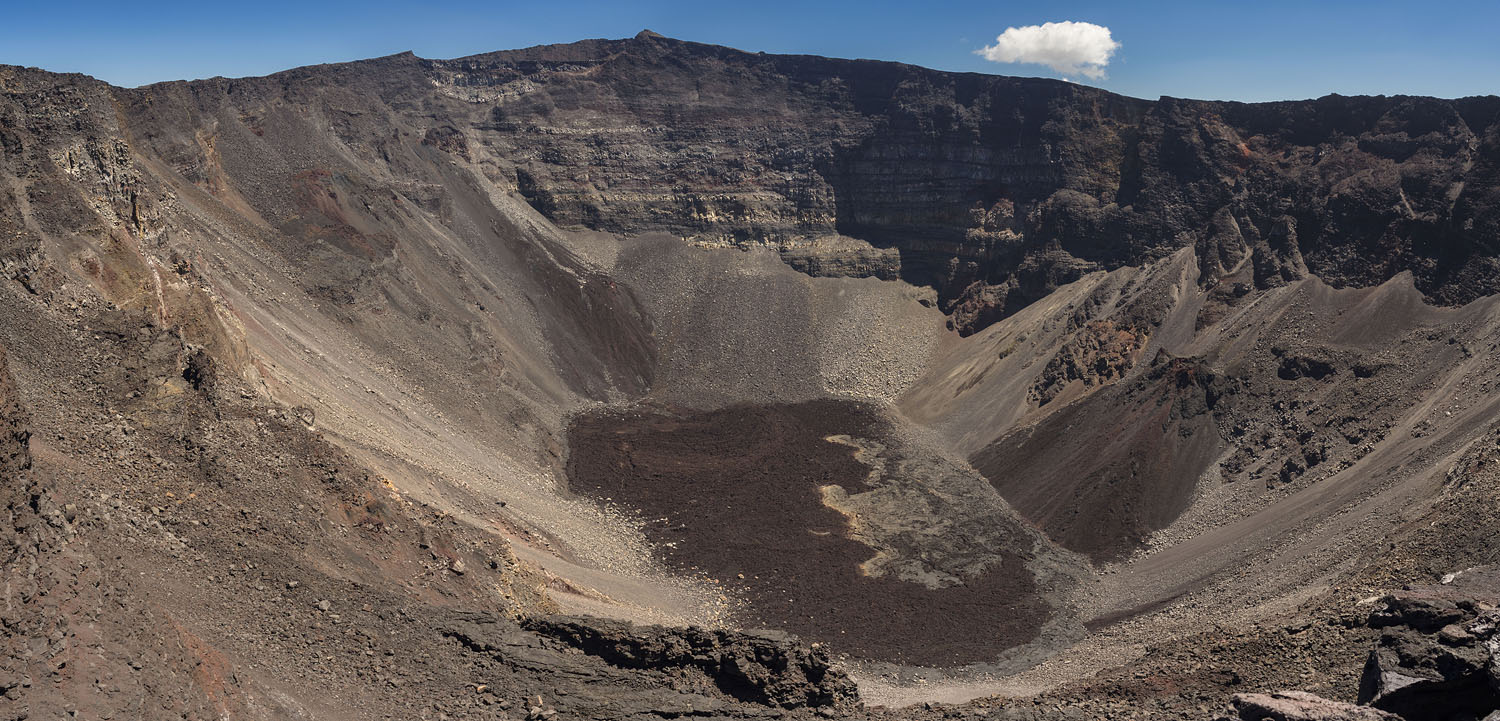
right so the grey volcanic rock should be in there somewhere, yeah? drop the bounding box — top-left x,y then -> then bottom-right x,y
434,612 -> 859,718
521,615 -> 859,710
1358,593 -> 1500,719
1222,691 -> 1401,721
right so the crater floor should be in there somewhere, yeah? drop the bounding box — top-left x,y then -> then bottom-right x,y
566,400 -> 1049,666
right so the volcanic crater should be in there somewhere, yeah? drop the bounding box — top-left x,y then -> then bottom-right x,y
4,29 -> 1500,721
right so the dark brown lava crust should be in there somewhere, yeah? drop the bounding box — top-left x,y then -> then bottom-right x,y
566,399 -> 1048,666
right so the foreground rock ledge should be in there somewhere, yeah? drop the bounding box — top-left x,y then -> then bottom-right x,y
1222,691 -> 1401,721
440,612 -> 861,711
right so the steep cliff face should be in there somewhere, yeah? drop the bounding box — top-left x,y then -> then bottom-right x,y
415,32 -> 1500,334
15,33 -> 1487,338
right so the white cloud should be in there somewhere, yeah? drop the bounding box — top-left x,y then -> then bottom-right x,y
976,21 -> 1120,80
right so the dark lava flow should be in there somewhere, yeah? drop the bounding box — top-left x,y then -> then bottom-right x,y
566,399 -> 1048,666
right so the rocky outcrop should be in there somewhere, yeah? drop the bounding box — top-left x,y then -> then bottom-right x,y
435,612 -> 859,717
522,615 -> 859,710
1030,319 -> 1149,406
779,236 -> 904,282
1221,691 -> 1402,721
1358,594 -> 1500,719
1218,587 -> 1500,721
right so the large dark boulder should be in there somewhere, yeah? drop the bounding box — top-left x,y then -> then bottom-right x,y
1357,594 -> 1500,720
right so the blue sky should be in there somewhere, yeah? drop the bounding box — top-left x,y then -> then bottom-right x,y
3,1 -> 1496,102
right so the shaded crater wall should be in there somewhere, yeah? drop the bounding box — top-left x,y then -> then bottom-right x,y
417,34 -> 1500,334
971,357 -> 1232,562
